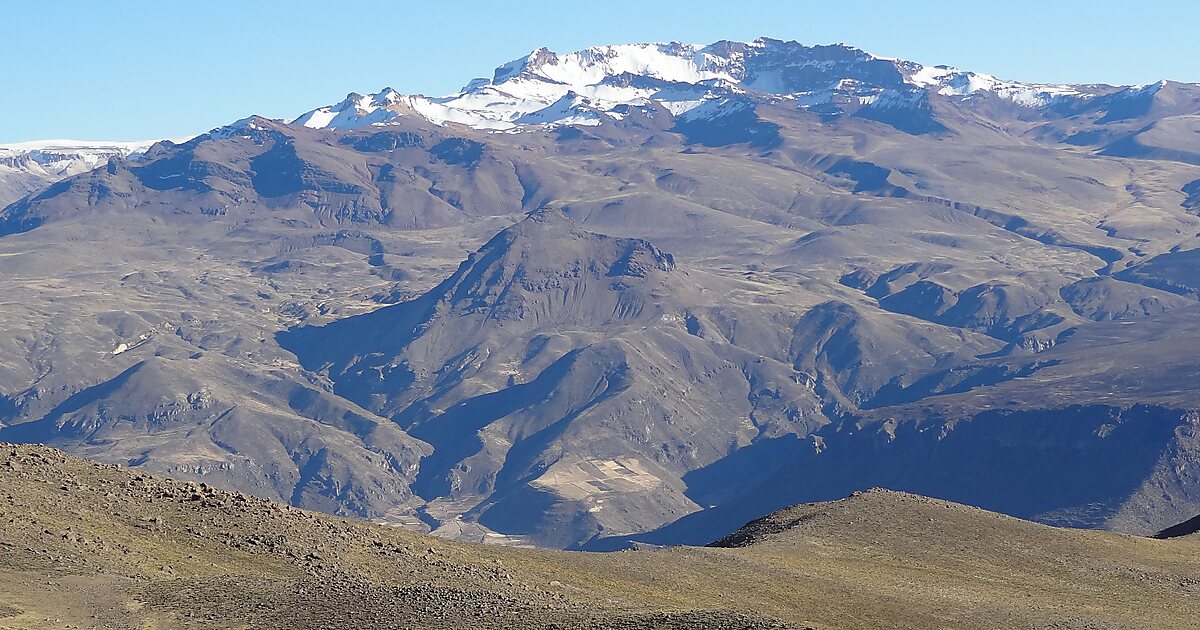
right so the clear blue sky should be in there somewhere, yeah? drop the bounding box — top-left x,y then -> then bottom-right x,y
4,0 -> 1198,142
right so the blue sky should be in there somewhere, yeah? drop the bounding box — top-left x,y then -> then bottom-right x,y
4,0 -> 1198,142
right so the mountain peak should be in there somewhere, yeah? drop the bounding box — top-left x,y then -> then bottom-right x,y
478,206 -> 676,281
494,46 -> 560,82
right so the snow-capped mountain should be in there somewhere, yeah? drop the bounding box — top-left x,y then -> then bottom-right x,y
0,139 -> 161,175
293,38 -> 1103,132
0,139 -> 168,206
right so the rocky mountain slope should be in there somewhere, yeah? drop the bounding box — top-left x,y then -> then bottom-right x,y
3,443 -> 1199,629
281,207 -> 828,546
1,38 -> 1200,549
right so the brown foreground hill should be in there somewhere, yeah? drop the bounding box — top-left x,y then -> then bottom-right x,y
1,442 -> 1197,629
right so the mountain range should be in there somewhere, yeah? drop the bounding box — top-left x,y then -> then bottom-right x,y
292,39 -> 1132,133
1,38 -> 1199,550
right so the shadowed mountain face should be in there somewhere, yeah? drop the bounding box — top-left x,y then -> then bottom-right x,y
3,39 -> 1200,548
1155,512 -> 1200,539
